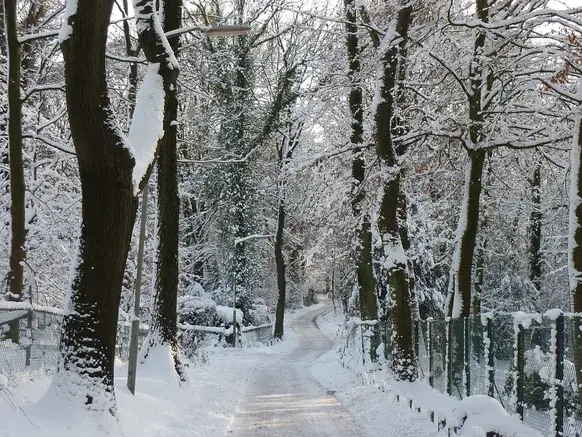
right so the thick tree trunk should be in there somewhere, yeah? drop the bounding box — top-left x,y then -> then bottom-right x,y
374,3 -> 415,381
141,0 -> 183,379
568,85 -> 582,412
530,163 -> 542,293
55,1 -> 138,414
55,0 -> 172,414
344,0 -> 377,323
5,0 -> 26,344
274,200 -> 286,339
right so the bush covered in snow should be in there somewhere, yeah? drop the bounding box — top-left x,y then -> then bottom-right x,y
178,286 -> 221,327
247,298 -> 271,326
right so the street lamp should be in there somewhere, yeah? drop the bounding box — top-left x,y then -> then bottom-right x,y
127,23 -> 251,394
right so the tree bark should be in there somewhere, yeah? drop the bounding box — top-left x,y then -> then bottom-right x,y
274,126 -> 300,339
55,0 -> 172,413
274,199 -> 286,339
5,0 -> 26,344
344,0 -> 377,324
529,163 -> 542,293
56,1 -> 138,413
448,0 -> 490,318
568,80 -> 582,412
141,0 -> 184,379
374,3 -> 415,381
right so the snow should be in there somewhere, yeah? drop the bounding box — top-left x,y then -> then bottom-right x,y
1,300 -> 550,437
513,311 -> 542,329
58,0 -> 77,43
215,305 -> 243,324
544,308 -> 563,321
451,395 -> 542,437
127,63 -> 165,194
0,374 -> 7,387
0,304 -> 320,437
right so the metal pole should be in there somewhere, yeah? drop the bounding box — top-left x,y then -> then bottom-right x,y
555,314 -> 565,437
233,276 -> 237,348
127,179 -> 149,394
428,318 -> 434,388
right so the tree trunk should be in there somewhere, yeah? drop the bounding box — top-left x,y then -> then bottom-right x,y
5,0 -> 26,344
449,149 -> 486,318
344,0 -> 377,323
141,0 -> 184,379
374,3 -> 415,381
55,1 -> 138,414
530,163 -> 542,293
448,0 -> 490,319
55,0 -> 171,414
274,199 -> 286,339
568,81 -> 582,413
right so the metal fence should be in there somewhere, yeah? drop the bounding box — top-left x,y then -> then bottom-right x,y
1,309 -> 273,383
373,313 -> 582,437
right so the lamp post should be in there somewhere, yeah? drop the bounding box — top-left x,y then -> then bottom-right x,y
127,23 -> 251,394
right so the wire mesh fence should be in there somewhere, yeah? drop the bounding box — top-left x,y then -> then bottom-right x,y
366,311 -> 582,437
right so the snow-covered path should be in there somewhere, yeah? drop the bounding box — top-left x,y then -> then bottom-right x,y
228,305 -> 364,437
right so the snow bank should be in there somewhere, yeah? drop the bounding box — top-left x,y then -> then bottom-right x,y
451,395 -> 542,437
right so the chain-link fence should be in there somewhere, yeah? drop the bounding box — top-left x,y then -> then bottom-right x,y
1,309 -> 273,383
368,312 -> 582,437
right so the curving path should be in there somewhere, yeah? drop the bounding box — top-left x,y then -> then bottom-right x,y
227,305 -> 364,437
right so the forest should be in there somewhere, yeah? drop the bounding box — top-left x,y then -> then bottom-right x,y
1,0 -> 582,436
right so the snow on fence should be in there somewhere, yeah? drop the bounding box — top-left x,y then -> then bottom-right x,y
344,311 -> 582,437
0,309 -> 273,383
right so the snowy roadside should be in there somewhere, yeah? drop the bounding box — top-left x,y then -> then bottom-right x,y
311,310 -> 542,437
0,304 -> 320,437
311,309 -> 441,437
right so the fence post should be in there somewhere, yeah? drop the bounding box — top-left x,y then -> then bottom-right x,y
516,321 -> 525,420
428,318 -> 434,388
414,319 -> 420,364
464,316 -> 470,398
486,316 -> 494,398
25,286 -> 33,367
447,318 -> 453,396
555,314 -> 565,437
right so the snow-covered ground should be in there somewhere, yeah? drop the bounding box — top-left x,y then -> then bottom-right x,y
0,303 -> 322,437
0,300 -> 541,437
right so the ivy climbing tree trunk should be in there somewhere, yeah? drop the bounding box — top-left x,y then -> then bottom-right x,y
374,1 -> 415,381
5,0 -> 26,344
568,79 -> 582,413
530,163 -> 542,293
